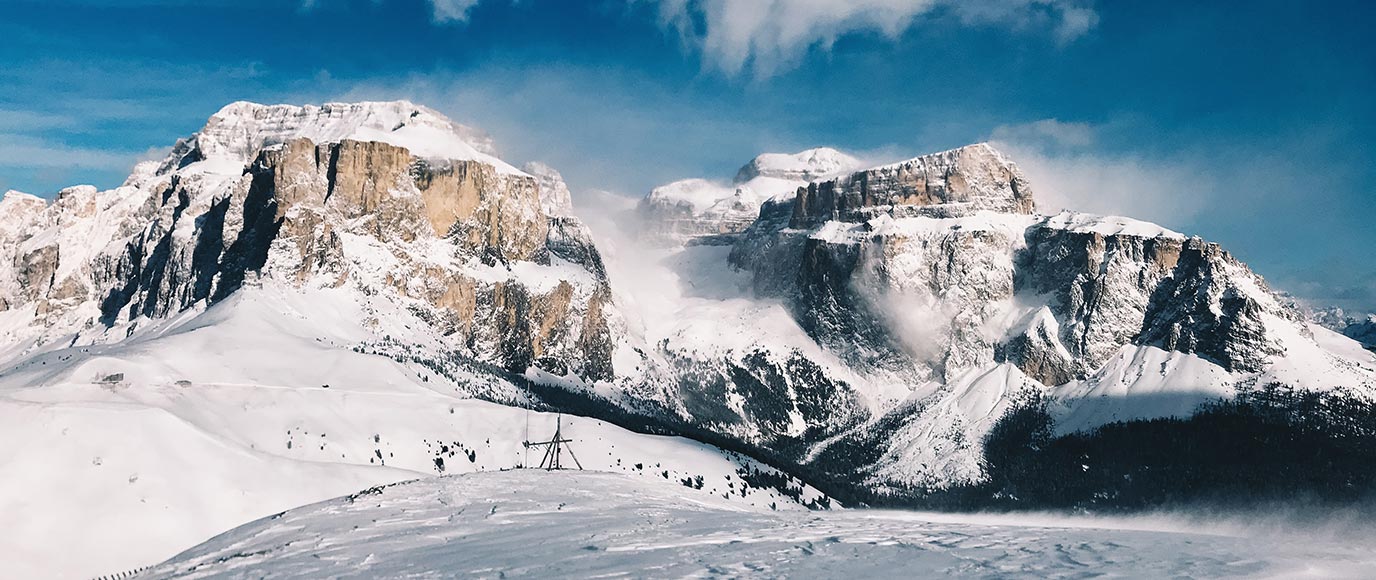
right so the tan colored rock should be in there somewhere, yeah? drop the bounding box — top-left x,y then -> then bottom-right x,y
418,162 -> 548,262
325,140 -> 411,218
267,139 -> 329,217
414,161 -> 486,236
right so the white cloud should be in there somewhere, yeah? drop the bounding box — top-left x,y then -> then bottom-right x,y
429,0 -> 482,22
1052,5 -> 1098,43
641,0 -> 1098,77
296,0 -> 487,23
297,0 -> 1095,72
0,134 -> 139,171
990,118 -> 1095,149
990,119 -> 1213,227
0,110 -> 77,132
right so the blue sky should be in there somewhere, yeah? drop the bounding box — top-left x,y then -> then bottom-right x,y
1,0 -> 1373,311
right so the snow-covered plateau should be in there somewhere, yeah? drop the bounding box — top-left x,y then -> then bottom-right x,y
145,470 -> 1376,579
2,101 -> 1375,578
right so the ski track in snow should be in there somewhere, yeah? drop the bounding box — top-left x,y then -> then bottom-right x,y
144,470 -> 1376,579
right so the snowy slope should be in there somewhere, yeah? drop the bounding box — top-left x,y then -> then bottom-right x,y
0,285 -> 826,580
144,470 -> 1376,579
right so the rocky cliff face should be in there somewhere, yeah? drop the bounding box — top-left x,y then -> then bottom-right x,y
791,143 -> 1034,226
730,145 -> 1290,388
0,101 -> 615,381
636,147 -> 862,245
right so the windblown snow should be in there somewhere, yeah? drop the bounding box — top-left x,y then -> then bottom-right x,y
143,470 -> 1376,579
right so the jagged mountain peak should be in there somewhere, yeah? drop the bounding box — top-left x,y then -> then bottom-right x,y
163,100 -> 520,176
882,141 -> 1007,166
0,98 -> 616,383
843,142 -> 1012,173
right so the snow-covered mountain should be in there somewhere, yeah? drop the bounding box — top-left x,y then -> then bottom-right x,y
0,100 -> 616,382
1309,306 -> 1376,351
605,141 -> 1376,494
636,147 -> 863,244
1349,317 -> 1376,351
2,101 -> 1375,576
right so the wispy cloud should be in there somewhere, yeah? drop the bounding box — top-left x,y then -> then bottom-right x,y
428,0 -> 483,22
297,0 -> 495,23
990,118 -> 1096,149
298,0 -> 1095,75
640,0 -> 1098,77
0,135 -> 141,171
0,110 -> 79,132
0,54 -> 298,195
989,119 -> 1213,227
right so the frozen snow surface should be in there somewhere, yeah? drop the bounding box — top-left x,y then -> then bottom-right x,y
144,470 -> 1376,579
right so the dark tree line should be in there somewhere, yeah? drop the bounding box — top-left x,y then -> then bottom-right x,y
970,383 -> 1376,512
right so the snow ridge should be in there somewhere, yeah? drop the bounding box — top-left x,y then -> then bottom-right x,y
169,100 -> 521,175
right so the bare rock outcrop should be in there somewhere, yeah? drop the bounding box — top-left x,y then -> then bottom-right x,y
791,143 -> 1034,226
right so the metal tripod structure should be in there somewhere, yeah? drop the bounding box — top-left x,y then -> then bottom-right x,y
522,414 -> 583,470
